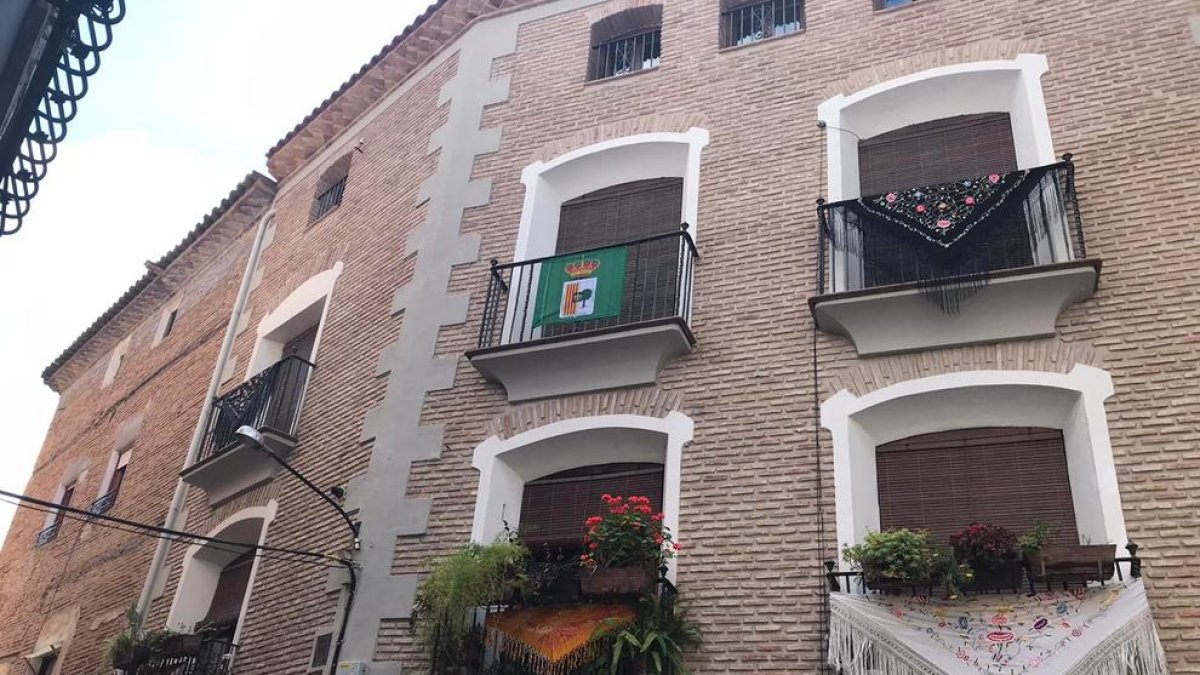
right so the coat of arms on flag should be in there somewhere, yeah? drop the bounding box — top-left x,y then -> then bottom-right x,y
533,246 -> 627,327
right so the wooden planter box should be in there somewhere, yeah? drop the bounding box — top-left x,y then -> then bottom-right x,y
861,564 -> 943,594
965,559 -> 1025,592
579,566 -> 652,597
1026,544 -> 1116,582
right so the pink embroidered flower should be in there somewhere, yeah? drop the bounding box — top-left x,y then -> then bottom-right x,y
915,204 -> 927,213
1030,657 -> 1044,668
987,631 -> 1015,644
964,196 -> 976,205
885,192 -> 897,203
937,219 -> 951,229
957,649 -> 971,662
892,610 -> 904,618
990,614 -> 1009,627
989,173 -> 1001,184
1071,628 -> 1082,638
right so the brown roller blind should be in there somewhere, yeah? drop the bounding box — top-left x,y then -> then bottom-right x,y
520,463 -> 665,551
202,550 -> 256,628
876,427 -> 1079,549
858,113 -> 1018,196
556,178 -> 682,252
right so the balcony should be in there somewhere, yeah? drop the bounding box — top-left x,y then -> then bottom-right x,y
35,522 -> 59,547
89,490 -> 117,516
811,157 -> 1100,356
181,356 -> 313,505
128,635 -> 235,675
468,228 -> 698,402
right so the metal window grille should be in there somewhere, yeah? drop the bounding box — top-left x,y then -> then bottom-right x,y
35,522 -> 59,546
588,30 -> 661,81
88,490 -> 118,516
309,174 -> 347,222
721,0 -> 805,48
874,0 -> 913,9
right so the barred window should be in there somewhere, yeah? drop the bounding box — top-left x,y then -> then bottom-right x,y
720,0 -> 804,48
588,5 -> 662,81
875,0 -> 913,9
310,154 -> 351,222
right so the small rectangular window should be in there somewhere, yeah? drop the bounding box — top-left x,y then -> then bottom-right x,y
720,0 -> 804,48
874,0 -> 913,9
54,483 -> 76,527
310,155 -> 352,223
310,632 -> 333,669
103,336 -> 131,387
162,309 -> 178,339
587,5 -> 663,81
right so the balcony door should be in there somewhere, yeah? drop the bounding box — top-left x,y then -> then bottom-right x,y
875,427 -> 1080,548
263,326 -> 317,434
855,113 -> 1034,287
544,178 -> 682,337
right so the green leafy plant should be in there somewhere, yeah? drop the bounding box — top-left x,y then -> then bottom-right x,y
104,606 -> 174,667
1018,521 -> 1055,555
411,539 -> 531,665
594,592 -> 702,675
842,529 -> 944,583
582,495 -> 679,570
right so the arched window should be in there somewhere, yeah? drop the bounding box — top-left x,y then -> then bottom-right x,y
310,154 -> 351,222
588,5 -> 662,81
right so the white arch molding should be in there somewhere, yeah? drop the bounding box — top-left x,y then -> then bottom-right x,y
471,412 -> 694,579
817,54 -> 1056,202
821,366 -> 1128,569
166,502 -> 278,651
245,262 -> 343,377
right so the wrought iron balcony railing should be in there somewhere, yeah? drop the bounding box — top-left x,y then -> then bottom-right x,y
476,226 -> 698,349
198,355 -> 314,463
89,490 -> 117,515
132,636 -> 235,675
35,522 -> 60,546
817,157 -> 1086,297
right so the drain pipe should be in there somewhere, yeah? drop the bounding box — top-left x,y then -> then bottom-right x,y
135,206 -> 276,622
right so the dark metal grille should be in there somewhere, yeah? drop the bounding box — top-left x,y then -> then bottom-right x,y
817,159 -> 1086,294
588,30 -> 661,81
88,490 -> 117,515
197,355 -> 314,463
309,174 -> 347,222
476,226 -> 698,349
1,0 -> 128,237
720,0 -> 805,48
35,522 -> 59,547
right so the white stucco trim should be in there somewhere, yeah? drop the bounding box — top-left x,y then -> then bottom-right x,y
102,335 -> 131,388
43,460 -> 88,528
470,412 -> 694,579
821,365 -> 1126,569
245,262 -> 343,377
817,54 -> 1055,203
165,501 -> 278,652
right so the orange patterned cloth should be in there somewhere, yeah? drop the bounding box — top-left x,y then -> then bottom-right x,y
486,604 -> 635,675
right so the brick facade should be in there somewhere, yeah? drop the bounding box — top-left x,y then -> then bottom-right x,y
3,0 -> 1199,673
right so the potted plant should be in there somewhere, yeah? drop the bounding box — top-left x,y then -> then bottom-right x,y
1020,521 -> 1116,583
580,495 -> 679,597
594,591 -> 702,674
411,539 -> 531,669
105,607 -> 161,670
950,523 -> 1024,591
842,529 -> 945,593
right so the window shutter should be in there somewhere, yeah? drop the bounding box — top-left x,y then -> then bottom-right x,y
519,463 -> 665,551
876,427 -> 1080,548
858,113 -> 1018,196
202,550 -> 256,628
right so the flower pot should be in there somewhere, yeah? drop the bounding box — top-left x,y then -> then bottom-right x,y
158,633 -> 205,657
1026,544 -> 1116,582
579,566 -> 652,597
111,645 -> 150,669
965,559 -> 1024,592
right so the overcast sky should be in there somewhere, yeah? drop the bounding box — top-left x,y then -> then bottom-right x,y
0,1 -> 428,541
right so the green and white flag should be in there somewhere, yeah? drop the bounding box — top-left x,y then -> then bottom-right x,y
533,247 -> 627,327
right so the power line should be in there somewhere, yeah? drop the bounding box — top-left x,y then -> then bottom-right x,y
1,496 -> 343,571
0,488 -> 348,568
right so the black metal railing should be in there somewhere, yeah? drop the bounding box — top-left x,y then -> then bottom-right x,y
132,637 -> 235,675
817,157 -> 1086,294
35,522 -> 60,546
589,30 -> 661,81
89,490 -> 117,516
197,355 -> 314,463
476,226 -> 698,349
720,0 -> 805,48
825,542 -> 1143,597
309,175 -> 347,222
430,568 -> 678,674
